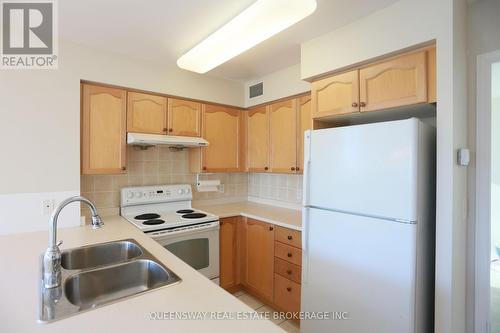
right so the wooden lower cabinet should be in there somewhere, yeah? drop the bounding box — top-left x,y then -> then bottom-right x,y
219,217 -> 241,290
219,217 -> 302,316
274,274 -> 301,314
243,218 -> 275,302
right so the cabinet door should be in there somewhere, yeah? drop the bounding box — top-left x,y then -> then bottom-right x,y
220,217 -> 239,290
167,98 -> 201,136
244,219 -> 275,301
247,106 -> 270,172
427,47 -> 436,103
359,51 -> 427,112
127,92 -> 167,134
269,99 -> 297,173
81,84 -> 127,174
202,105 -> 242,172
311,70 -> 359,118
297,95 -> 312,173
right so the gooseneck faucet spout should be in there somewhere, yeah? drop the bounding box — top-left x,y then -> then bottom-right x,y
43,196 -> 103,288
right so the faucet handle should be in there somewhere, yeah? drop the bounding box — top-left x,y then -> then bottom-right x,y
56,240 -> 63,248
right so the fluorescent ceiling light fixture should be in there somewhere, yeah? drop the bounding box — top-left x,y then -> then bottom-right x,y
177,0 -> 317,74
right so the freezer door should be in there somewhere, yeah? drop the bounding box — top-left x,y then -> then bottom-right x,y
306,118 -> 420,221
301,208 -> 417,333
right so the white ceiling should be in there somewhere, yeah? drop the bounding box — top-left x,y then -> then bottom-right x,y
60,0 -> 399,82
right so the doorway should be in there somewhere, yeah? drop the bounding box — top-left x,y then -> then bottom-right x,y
475,51 -> 500,333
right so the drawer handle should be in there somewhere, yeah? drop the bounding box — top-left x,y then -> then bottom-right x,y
287,235 -> 293,240
286,270 -> 292,275
286,287 -> 292,292
287,253 -> 292,258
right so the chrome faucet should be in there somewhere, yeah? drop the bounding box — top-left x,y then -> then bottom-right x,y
43,196 -> 103,288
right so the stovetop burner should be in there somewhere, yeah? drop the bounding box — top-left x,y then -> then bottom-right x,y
143,219 -> 165,225
135,213 -> 161,220
182,213 -> 207,219
176,209 -> 195,214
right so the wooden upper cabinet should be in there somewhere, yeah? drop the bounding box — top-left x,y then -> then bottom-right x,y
427,47 -> 436,103
311,70 -> 359,118
167,98 -> 201,137
359,51 -> 428,112
127,92 -> 167,134
220,217 -> 240,290
244,219 -> 275,302
297,95 -> 312,173
201,105 -> 243,172
81,84 -> 127,174
269,99 -> 297,174
247,106 -> 270,172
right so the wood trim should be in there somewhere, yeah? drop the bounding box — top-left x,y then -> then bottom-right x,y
247,91 -> 311,109
427,47 -> 437,103
80,80 -> 246,110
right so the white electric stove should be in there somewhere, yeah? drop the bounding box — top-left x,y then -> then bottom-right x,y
120,184 -> 220,282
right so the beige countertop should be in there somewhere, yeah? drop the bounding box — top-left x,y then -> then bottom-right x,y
0,216 -> 284,333
193,201 -> 302,231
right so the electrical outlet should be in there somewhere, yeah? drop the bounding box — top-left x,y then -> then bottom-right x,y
42,199 -> 55,215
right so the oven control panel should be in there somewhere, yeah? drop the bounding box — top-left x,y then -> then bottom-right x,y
121,184 -> 192,206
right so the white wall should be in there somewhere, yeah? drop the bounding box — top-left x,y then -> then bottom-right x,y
466,1 -> 500,331
0,40 -> 243,235
244,64 -> 310,107
298,0 -> 468,332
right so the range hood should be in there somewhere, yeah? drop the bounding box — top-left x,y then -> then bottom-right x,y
127,132 -> 209,148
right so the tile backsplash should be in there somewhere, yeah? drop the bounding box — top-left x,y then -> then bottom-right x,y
248,173 -> 303,206
81,146 -> 304,218
81,146 -> 248,217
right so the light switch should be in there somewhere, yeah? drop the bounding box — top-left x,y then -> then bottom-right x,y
457,148 -> 470,166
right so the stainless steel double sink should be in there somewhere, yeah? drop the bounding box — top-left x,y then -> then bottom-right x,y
39,239 -> 181,323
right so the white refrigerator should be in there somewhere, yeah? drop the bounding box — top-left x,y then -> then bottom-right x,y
301,118 -> 436,333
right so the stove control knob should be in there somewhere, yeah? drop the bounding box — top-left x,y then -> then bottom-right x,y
127,192 -> 134,199
185,188 -> 190,194
178,189 -> 183,194
135,191 -> 142,198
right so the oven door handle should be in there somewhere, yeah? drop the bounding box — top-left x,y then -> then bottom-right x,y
149,222 -> 219,238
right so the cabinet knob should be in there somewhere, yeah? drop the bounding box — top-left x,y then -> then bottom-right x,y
169,128 -> 173,132
269,226 -> 274,231
286,270 -> 292,275
286,287 -> 292,292
291,167 -> 295,171
202,166 -> 207,171
287,235 -> 293,240
287,252 -> 292,258
360,102 -> 366,107
352,102 -> 359,107
296,167 -> 300,171
121,166 -> 126,171
264,167 -> 269,171
163,128 -> 168,132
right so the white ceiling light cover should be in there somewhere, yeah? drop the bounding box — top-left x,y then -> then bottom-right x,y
177,0 -> 317,74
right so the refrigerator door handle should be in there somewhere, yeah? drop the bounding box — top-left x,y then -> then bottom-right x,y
302,206 -> 310,284
302,130 -> 312,207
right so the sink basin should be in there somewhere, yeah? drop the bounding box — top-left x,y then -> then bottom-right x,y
39,239 -> 181,323
65,259 -> 172,308
61,240 -> 142,270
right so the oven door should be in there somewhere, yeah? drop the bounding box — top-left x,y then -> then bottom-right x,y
151,223 -> 220,280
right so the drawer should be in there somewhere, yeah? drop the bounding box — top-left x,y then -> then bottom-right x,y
275,226 -> 301,248
275,242 -> 302,266
275,258 -> 301,284
274,274 -> 301,314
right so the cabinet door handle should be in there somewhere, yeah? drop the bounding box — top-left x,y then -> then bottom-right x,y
286,287 -> 292,292
264,167 -> 269,171
352,102 -> 359,107
360,102 -> 366,107
163,128 -> 168,132
269,226 -> 274,231
287,252 -> 292,257
202,166 -> 207,171
291,167 -> 296,171
121,166 -> 126,171
169,128 -> 173,132
286,270 -> 292,275
296,167 -> 300,171
287,235 -> 293,240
